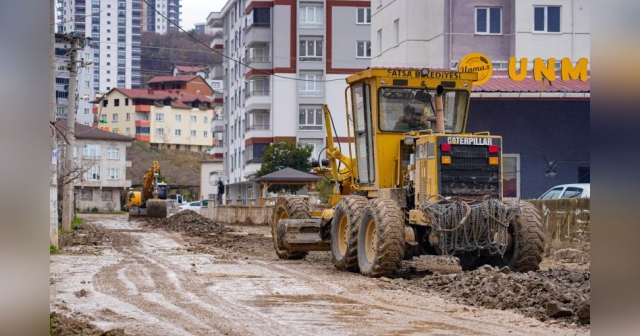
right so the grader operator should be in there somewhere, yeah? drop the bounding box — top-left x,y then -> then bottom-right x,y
126,161 -> 169,219
271,68 -> 544,277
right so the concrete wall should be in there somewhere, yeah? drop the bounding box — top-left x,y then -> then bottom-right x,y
527,198 -> 590,253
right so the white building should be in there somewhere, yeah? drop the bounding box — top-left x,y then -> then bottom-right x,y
141,0 -> 182,34
57,0 -> 143,92
54,33 -> 94,126
56,120 -> 133,212
207,0 -> 372,204
372,0 -> 590,70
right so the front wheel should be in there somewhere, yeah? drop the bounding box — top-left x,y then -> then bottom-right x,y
271,196 -> 309,260
357,199 -> 405,278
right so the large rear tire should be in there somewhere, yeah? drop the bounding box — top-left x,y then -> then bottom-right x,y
331,196 -> 368,272
493,202 -> 544,272
271,196 -> 309,260
357,199 -> 405,278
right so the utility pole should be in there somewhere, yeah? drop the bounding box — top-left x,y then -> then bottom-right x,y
50,0 -> 58,247
61,33 -> 87,232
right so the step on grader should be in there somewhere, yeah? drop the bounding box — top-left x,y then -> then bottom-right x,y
271,68 -> 544,277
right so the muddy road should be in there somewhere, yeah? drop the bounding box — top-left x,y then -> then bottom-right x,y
50,214 -> 589,335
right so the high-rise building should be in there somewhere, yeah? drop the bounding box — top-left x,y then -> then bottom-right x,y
208,0 -> 372,203
57,0 -> 143,92
141,0 -> 181,34
54,33 -> 94,126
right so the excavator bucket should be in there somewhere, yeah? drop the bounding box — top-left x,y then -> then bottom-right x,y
146,199 -> 168,218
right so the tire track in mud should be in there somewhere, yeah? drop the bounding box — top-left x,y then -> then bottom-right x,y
92,227 -> 301,336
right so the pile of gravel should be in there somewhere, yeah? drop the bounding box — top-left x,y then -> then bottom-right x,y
414,265 -> 590,325
147,210 -> 232,237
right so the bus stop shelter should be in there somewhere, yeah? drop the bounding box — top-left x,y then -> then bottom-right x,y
252,167 -> 322,205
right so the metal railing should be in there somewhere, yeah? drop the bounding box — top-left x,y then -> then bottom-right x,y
245,124 -> 270,131
245,90 -> 270,98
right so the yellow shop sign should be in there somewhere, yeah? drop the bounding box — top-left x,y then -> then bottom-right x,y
460,53 -> 589,84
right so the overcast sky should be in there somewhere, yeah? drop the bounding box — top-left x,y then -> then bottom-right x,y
179,0 -> 228,31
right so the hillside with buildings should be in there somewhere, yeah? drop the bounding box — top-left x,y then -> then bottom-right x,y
140,31 -> 220,86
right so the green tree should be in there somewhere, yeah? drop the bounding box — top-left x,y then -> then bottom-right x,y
315,177 -> 334,203
255,140 -> 314,193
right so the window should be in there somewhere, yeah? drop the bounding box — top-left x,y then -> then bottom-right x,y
190,130 -> 197,137
84,108 -> 89,115
107,148 -> 119,159
175,114 -> 182,122
357,8 -> 371,24
80,189 -> 92,200
191,116 -> 197,122
100,114 -> 107,122
112,114 -> 118,122
83,144 -> 101,159
534,6 -> 561,33
203,116 -> 208,123
357,41 -> 371,58
299,38 -> 323,61
502,154 -> 520,199
101,190 -> 113,201
476,7 -> 502,34
377,29 -> 382,54
156,128 -> 164,135
298,71 -> 323,97
300,138 -> 324,161
562,187 -> 584,199
393,19 -> 399,44
299,106 -> 323,130
540,187 -> 563,200
107,168 -> 119,180
299,3 -> 323,28
203,131 -> 208,138
175,129 -> 181,136
125,113 -> 130,121
85,165 -> 100,180
156,113 -> 164,121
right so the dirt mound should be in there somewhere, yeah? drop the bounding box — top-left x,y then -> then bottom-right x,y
58,224 -> 109,255
399,264 -> 590,325
146,210 -> 232,237
50,312 -> 128,336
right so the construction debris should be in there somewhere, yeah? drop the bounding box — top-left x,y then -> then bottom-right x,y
146,210 -> 232,237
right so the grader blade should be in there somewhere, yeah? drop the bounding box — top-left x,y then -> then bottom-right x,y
277,218 -> 330,252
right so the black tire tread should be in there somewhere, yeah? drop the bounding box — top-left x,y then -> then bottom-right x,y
331,196 -> 368,272
359,199 -> 405,278
271,196 -> 309,260
505,201 -> 545,272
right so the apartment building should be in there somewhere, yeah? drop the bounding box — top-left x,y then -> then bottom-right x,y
208,0 -> 372,203
372,0 -> 590,69
141,0 -> 182,34
55,120 -> 133,212
371,0 -> 590,199
57,0 -> 143,92
94,88 -> 214,152
54,33 -> 94,126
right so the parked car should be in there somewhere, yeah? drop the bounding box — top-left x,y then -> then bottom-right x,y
539,183 -> 590,200
178,201 -> 202,214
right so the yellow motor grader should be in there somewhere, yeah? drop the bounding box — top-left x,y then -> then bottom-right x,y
271,68 -> 544,277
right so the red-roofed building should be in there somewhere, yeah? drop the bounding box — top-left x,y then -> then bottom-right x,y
55,119 -> 133,212
172,65 -> 210,78
147,75 -> 214,97
92,88 -> 217,152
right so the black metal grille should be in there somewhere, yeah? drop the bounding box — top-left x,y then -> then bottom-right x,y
440,145 -> 500,198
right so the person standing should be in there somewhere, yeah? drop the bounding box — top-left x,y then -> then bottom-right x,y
216,178 -> 225,206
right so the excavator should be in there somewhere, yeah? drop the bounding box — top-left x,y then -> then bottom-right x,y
126,161 -> 170,219
271,68 -> 544,277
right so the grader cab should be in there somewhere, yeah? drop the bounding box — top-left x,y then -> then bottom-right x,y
271,68 -> 544,277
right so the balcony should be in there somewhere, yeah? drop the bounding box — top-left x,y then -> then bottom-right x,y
244,25 -> 271,48
135,120 -> 150,127
211,118 -> 225,133
207,12 -> 223,28
211,64 -> 224,79
245,88 -> 271,113
135,134 -> 150,141
212,36 -> 224,50
245,124 -> 270,131
210,140 -> 225,155
135,105 -> 151,112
